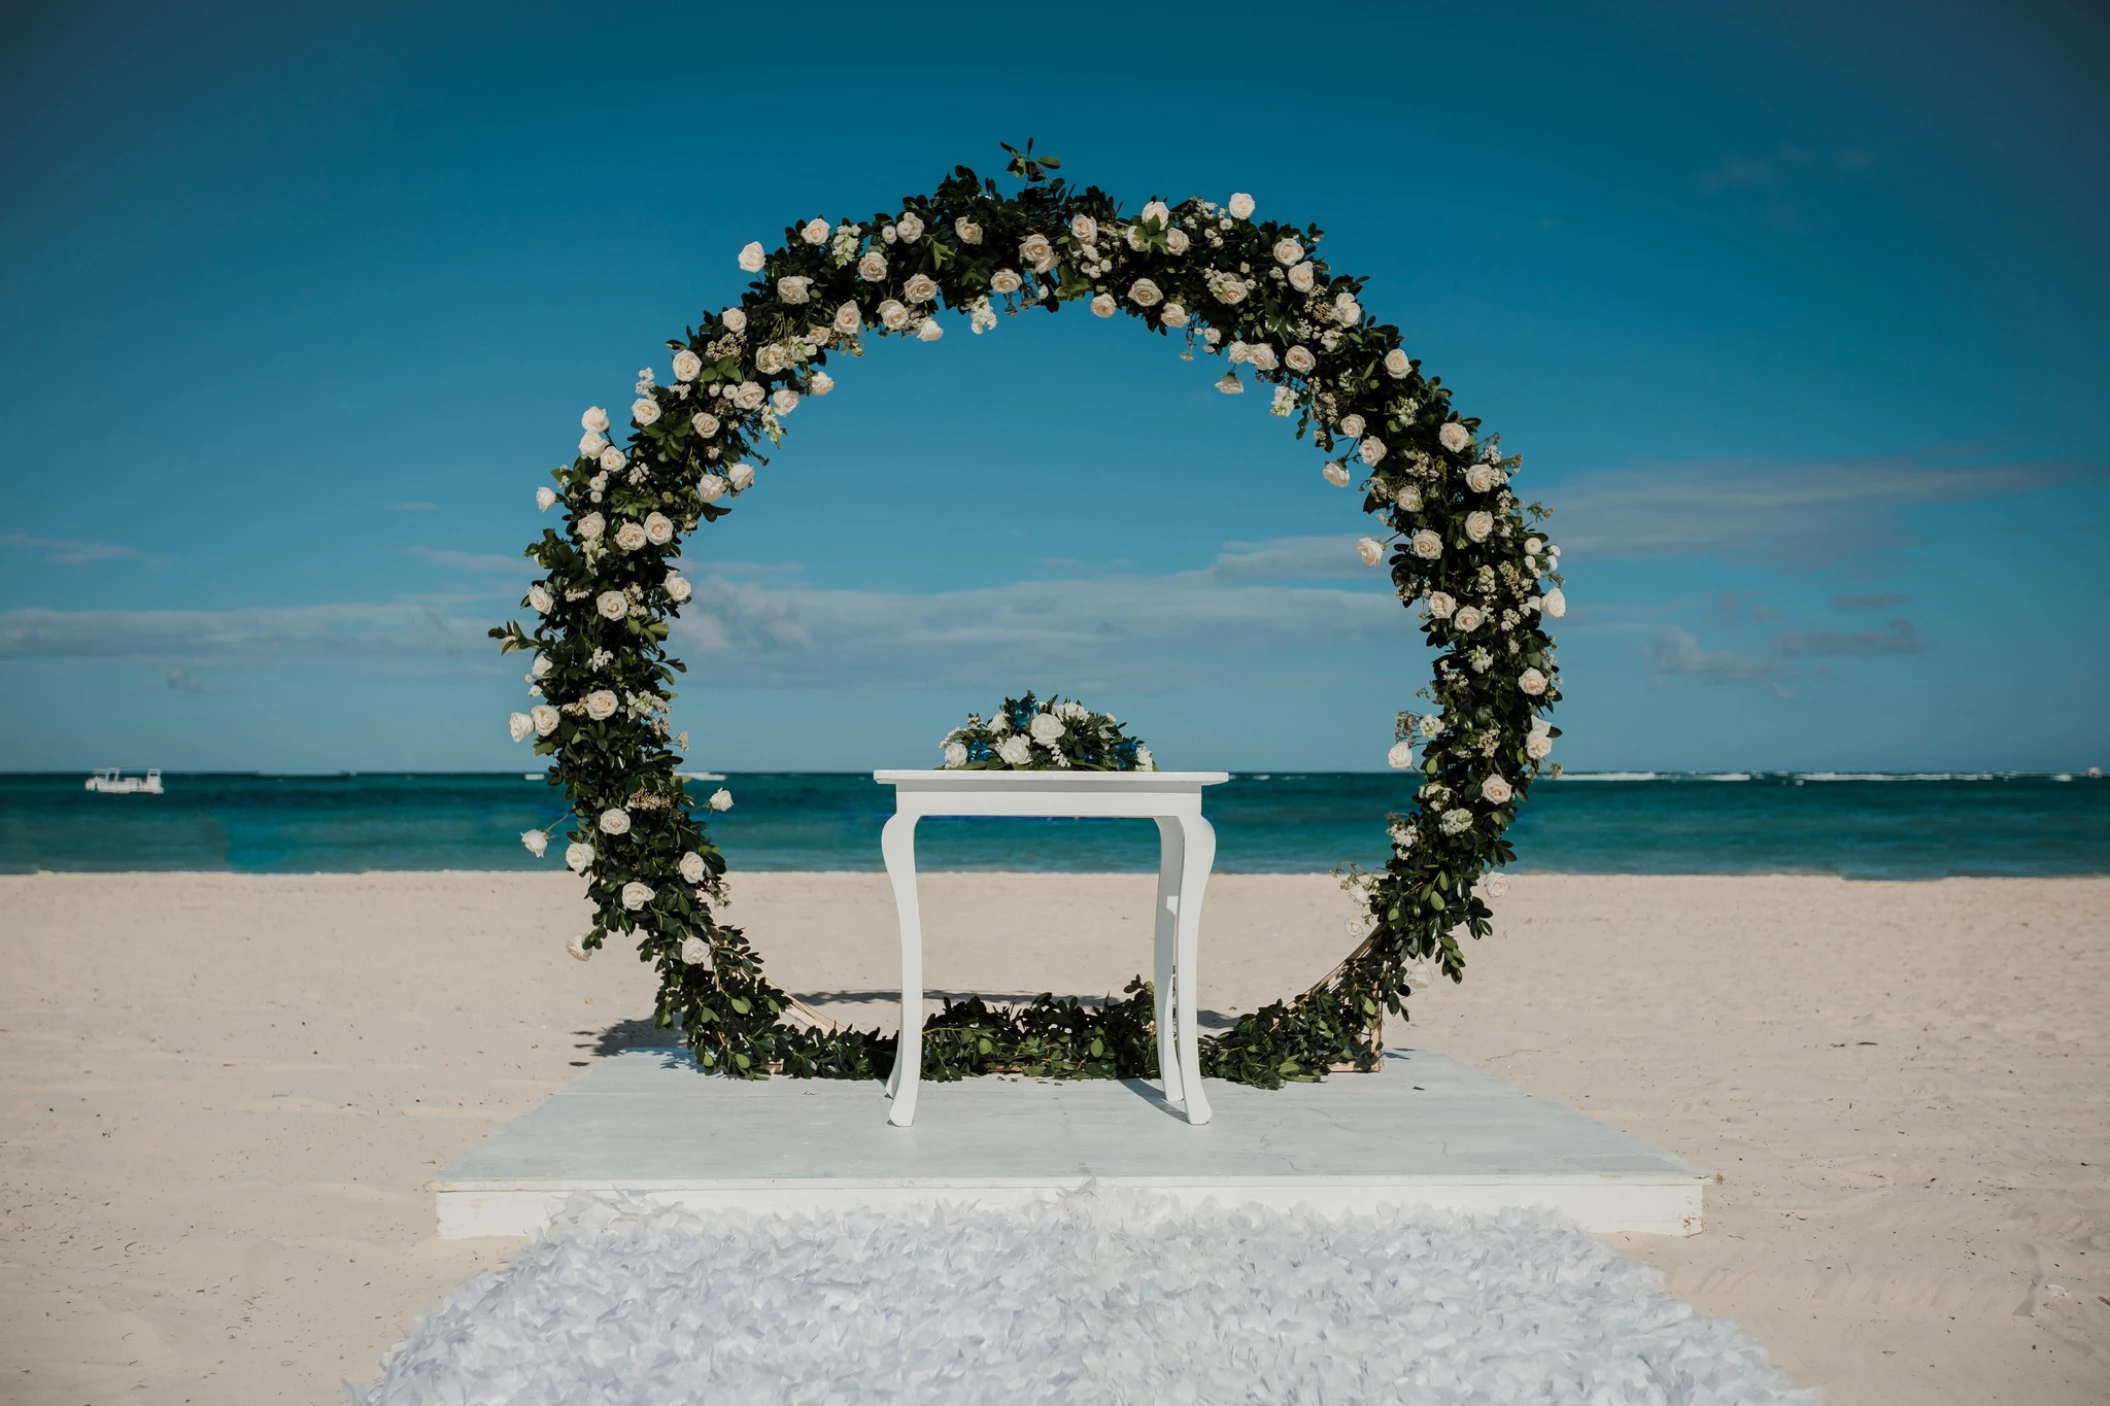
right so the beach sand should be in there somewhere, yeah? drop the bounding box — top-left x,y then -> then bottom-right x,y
1,871 -> 2104,1403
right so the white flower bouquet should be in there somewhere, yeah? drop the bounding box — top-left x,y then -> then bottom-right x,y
939,692 -> 1153,772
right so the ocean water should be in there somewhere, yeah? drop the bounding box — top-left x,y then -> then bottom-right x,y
2,771 -> 2106,879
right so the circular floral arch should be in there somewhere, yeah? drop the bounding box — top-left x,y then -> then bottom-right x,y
496,146 -> 1566,1088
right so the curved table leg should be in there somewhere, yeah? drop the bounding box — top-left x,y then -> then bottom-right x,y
881,813 -> 923,1127
1152,816 -> 1185,1106
1172,812 -> 1215,1125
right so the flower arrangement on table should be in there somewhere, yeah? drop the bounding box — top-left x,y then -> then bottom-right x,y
939,693 -> 1153,772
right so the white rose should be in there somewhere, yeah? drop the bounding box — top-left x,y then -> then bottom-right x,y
1394,484 -> 1423,512
615,521 -> 648,551
1127,278 -> 1162,307
755,344 -> 788,376
942,740 -> 968,768
678,850 -> 706,884
565,841 -> 594,873
1323,462 -> 1350,487
1272,236 -> 1304,265
581,406 -> 610,434
895,212 -> 925,242
1518,668 -> 1549,696
997,734 -> 1033,766
1465,465 -> 1498,493
1525,536 -> 1544,554
679,935 -> 710,966
621,880 -> 654,911
778,276 -> 813,305
722,307 -> 747,333
631,397 -> 660,426
1543,588 -> 1567,618
585,689 -> 619,720
1525,735 -> 1553,759
1213,278 -> 1247,305
566,935 -> 592,961
988,268 -> 1024,295
697,473 -> 728,502
810,371 -> 834,396
772,388 -> 800,414
904,273 -> 938,304
1334,299 -> 1362,327
878,298 -> 909,330
1247,344 -> 1279,371
1426,591 -> 1457,619
1090,292 -> 1116,318
801,218 -> 830,245
597,445 -> 626,473
509,711 -> 535,742
532,704 -> 560,736
671,348 -> 703,382
1028,712 -> 1066,744
1465,510 -> 1495,542
737,241 -> 765,272
1062,214 -> 1093,244
1216,371 -> 1243,394
832,301 -> 863,335
644,512 -> 674,546
1166,228 -> 1190,254
1285,345 -> 1315,373
1482,775 -> 1514,805
1453,605 -> 1485,633
1227,192 -> 1255,219
1338,413 -> 1365,439
1387,740 -> 1415,769
1288,261 -> 1316,293
665,572 -> 691,603
596,591 -> 627,620
1383,348 -> 1412,379
1439,421 -> 1472,453
1357,536 -> 1385,566
732,381 -> 766,409
1412,529 -> 1444,560
955,216 -> 984,244
691,411 -> 720,437
1160,303 -> 1188,328
579,431 -> 607,457
707,788 -> 733,812
577,511 -> 605,540
728,463 -> 755,491
536,485 -> 558,512
1359,436 -> 1388,466
1019,233 -> 1057,272
915,319 -> 943,342
857,250 -> 887,281
598,807 -> 631,836
527,583 -> 554,615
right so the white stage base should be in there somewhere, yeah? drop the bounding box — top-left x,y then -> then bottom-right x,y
433,1048 -> 1708,1239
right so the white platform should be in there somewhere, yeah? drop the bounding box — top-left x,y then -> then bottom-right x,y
433,1049 -> 1709,1239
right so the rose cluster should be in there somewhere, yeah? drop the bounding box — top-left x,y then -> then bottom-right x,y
938,692 -> 1153,773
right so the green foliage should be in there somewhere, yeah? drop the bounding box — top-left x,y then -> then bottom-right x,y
940,691 -> 1152,771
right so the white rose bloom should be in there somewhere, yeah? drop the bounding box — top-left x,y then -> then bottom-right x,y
1019,233 -> 1057,272
582,406 -> 611,434
1213,278 -> 1248,305
621,880 -> 654,911
565,841 -> 594,873
1357,536 -> 1385,566
1027,712 -> 1066,744
1127,278 -> 1162,307
955,216 -> 984,244
754,344 -> 788,376
1525,734 -> 1553,759
996,734 -> 1034,767
1439,421 -> 1472,453
857,250 -> 888,281
1227,192 -> 1255,219
1518,668 -> 1549,696
1465,510 -> 1495,542
615,521 -> 648,551
679,936 -> 710,966
1090,292 -> 1116,318
915,319 -> 944,342
532,704 -> 560,736
566,935 -> 593,961
737,241 -> 766,272
672,348 -> 703,382
579,430 -> 607,457
1153,303 -> 1186,330
528,583 -> 554,615
1525,536 -> 1544,554
1247,344 -> 1279,371
1395,484 -> 1423,512
904,273 -> 938,304
772,388 -> 800,414
632,396 -> 661,426
1166,228 -> 1191,254
644,512 -> 674,545
778,276 -> 812,305
707,788 -> 733,812
896,212 -> 925,242
1426,591 -> 1457,619
1063,213 -> 1094,243
1359,436 -> 1388,466
801,217 -> 830,245
1384,348 -> 1412,378
586,689 -> 619,720
1341,416 -> 1370,444
665,572 -> 692,603
598,445 -> 626,472
1216,371 -> 1243,394
989,268 -> 1024,295
691,411 -> 720,438
1323,462 -> 1350,487
1453,605 -> 1485,633
509,711 -> 535,742
722,307 -> 748,333
728,463 -> 755,492
878,298 -> 909,330
536,485 -> 558,512
1543,588 -> 1567,618
732,381 -> 766,410
1387,740 -> 1415,769
679,850 -> 706,883
1285,345 -> 1315,373
1286,263 -> 1315,295
942,740 -> 968,768
832,301 -> 863,335
596,590 -> 627,620
1465,465 -> 1498,493
1272,236 -> 1304,266
1482,775 -> 1514,805
577,511 -> 606,540
598,807 -> 631,835
810,371 -> 834,396
1412,529 -> 1444,560
697,473 -> 729,502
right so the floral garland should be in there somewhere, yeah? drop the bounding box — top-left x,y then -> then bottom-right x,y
494,146 -> 1565,1087
941,692 -> 1151,772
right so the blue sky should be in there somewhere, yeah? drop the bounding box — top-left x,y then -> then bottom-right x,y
2,0 -> 2105,773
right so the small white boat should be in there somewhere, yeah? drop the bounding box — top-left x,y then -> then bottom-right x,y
86,768 -> 164,795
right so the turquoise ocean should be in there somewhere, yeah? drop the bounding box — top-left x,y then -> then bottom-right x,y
2,771 -> 2105,878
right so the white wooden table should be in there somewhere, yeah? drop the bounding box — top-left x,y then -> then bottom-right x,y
872,769 -> 1232,1128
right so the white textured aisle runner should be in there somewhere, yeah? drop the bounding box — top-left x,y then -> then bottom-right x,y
357,1189 -> 1818,1405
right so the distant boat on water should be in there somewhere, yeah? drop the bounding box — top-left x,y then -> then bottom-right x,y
85,768 -> 163,795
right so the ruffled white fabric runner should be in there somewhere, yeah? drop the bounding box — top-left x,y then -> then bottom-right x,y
356,1189 -> 1817,1404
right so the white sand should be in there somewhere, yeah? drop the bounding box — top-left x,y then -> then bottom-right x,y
1,871 -> 2104,1403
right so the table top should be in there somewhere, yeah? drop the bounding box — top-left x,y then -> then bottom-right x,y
873,769 -> 1231,787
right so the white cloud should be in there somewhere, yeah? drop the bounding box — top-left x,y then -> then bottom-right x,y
1,532 -> 143,565
0,603 -> 495,673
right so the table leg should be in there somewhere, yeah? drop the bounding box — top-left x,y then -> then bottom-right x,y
881,813 -> 922,1127
1172,812 -> 1216,1125
1152,816 -> 1185,1106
